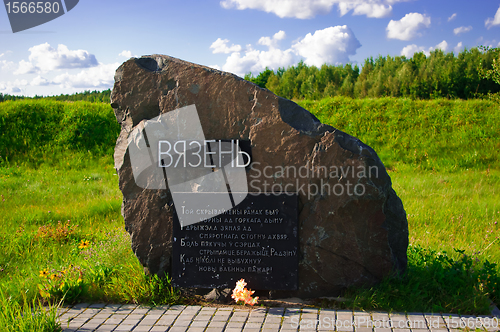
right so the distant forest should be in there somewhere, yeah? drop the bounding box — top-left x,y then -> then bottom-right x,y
245,46 -> 500,100
1,47 -> 499,102
0,89 -> 111,103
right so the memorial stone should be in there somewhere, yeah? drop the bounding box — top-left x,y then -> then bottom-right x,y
111,55 -> 409,298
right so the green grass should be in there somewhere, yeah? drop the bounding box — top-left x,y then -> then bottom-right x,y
0,97 -> 499,320
391,166 -> 500,263
0,291 -> 61,332
298,97 -> 500,171
338,167 -> 500,314
0,159 -> 180,307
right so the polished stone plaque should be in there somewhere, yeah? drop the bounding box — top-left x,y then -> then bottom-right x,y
172,193 -> 298,290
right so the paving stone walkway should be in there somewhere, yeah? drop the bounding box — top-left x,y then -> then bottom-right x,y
58,304 -> 500,332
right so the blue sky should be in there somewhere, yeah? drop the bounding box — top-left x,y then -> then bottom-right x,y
1,0 -> 500,96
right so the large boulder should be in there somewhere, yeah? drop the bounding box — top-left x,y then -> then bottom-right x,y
111,55 -> 408,298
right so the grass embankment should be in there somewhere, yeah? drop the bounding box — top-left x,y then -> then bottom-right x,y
298,97 -> 500,171
0,99 -> 119,164
0,97 -> 499,324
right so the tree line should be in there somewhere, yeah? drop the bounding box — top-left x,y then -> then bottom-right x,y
2,47 -> 499,102
0,89 -> 111,103
245,47 -> 500,100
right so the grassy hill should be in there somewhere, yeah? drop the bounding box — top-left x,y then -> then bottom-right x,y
1,97 -> 498,170
0,99 -> 119,165
299,96 -> 500,171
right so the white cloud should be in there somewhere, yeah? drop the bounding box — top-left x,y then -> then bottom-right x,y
15,60 -> 37,75
0,79 -> 28,94
31,76 -> 51,86
387,13 -> 431,41
0,60 -> 15,72
15,43 -> 98,75
453,26 -> 472,35
401,40 -> 447,58
221,47 -> 295,77
220,0 -> 403,19
485,5 -> 500,29
217,26 -> 361,76
454,42 -> 463,54
339,1 -> 392,18
210,38 -> 242,54
221,0 -> 334,19
448,13 -> 457,22
434,40 -> 448,52
51,63 -> 119,89
401,44 -> 426,58
258,30 -> 286,48
119,50 -> 133,58
292,25 -> 361,67
24,63 -> 118,89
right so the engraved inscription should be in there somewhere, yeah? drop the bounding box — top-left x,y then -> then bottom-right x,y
172,193 -> 298,290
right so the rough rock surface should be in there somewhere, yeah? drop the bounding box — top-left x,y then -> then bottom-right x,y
111,55 -> 408,298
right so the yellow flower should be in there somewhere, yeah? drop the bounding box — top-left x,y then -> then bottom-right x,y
39,269 -> 49,278
78,240 -> 90,249
50,273 -> 58,280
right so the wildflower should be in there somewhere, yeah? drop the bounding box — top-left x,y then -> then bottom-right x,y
78,239 -> 90,249
39,269 -> 49,278
50,273 -> 58,280
231,278 -> 258,306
